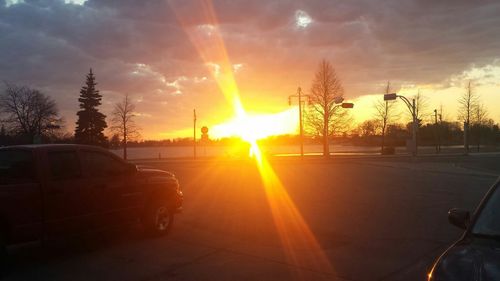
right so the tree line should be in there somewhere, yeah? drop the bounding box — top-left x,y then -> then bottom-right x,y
304,60 -> 499,156
1,63 -> 498,158
348,81 -> 499,153
0,69 -> 139,159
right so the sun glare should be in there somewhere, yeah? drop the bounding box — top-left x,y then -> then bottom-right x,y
211,108 -> 299,141
171,1 -> 334,274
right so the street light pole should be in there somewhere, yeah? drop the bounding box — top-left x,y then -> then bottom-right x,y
384,93 -> 417,156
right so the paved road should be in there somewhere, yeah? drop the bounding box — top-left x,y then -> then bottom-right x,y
3,155 -> 499,281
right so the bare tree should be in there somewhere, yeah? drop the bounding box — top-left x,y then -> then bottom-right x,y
374,81 -> 397,152
357,119 -> 379,138
111,94 -> 141,160
0,83 -> 60,143
472,103 -> 488,152
306,60 -> 350,157
413,90 -> 428,126
458,81 -> 479,152
458,81 -> 478,152
458,81 -> 477,124
438,104 -> 447,122
109,133 -> 121,149
406,90 -> 429,148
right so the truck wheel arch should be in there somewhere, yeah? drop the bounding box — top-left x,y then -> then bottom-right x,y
144,186 -> 176,210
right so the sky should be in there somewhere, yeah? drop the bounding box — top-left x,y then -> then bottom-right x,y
0,0 -> 499,140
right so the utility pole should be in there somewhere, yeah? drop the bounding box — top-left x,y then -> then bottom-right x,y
464,121 -> 469,155
289,87 -> 310,158
193,109 -> 197,159
434,109 -> 440,153
299,88 -> 303,157
412,98 -> 417,156
439,109 -> 443,151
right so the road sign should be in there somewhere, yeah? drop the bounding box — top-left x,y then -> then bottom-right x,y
201,126 -> 208,134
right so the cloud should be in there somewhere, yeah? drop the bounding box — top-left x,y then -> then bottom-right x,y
0,0 -> 499,138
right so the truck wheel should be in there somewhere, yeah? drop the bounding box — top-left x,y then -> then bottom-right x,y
143,200 -> 174,236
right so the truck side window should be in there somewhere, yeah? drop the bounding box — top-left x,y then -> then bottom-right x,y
0,150 -> 36,185
82,151 -> 126,177
48,151 -> 81,180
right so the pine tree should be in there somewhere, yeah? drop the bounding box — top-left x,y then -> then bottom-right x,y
74,69 -> 108,146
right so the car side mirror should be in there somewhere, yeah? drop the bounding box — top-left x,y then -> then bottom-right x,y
448,208 -> 470,229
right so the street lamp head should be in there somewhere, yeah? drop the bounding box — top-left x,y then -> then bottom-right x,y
384,93 -> 398,101
341,102 -> 354,109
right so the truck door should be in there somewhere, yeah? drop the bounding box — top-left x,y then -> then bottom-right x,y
0,149 -> 43,243
43,149 -> 99,237
81,150 -> 144,226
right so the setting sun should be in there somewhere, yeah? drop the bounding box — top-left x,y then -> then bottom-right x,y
210,108 -> 299,141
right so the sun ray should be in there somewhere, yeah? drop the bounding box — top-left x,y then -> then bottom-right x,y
169,1 -> 335,276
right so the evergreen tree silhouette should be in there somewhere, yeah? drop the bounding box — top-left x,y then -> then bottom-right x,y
74,69 -> 108,146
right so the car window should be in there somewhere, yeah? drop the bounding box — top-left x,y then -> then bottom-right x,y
472,184 -> 500,236
48,151 -> 81,180
82,150 -> 127,177
0,150 -> 36,185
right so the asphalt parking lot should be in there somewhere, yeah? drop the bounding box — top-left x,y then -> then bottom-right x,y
3,154 -> 499,281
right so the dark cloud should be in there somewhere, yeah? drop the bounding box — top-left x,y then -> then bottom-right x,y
0,0 -> 499,138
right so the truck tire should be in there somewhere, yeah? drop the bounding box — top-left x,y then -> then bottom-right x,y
142,200 -> 174,236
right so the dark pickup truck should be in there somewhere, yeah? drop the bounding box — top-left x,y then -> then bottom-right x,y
0,144 -> 183,254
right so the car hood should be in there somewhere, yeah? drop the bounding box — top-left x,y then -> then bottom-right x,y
434,239 -> 500,281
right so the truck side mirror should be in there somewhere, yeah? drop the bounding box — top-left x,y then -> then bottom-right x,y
448,208 -> 470,229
